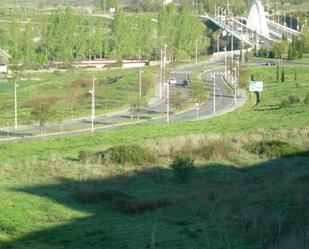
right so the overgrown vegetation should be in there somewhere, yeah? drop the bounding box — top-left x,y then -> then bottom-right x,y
245,140 -> 301,158
169,154 -> 195,182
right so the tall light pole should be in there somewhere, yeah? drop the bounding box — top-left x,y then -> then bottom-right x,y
217,35 -> 220,62
14,81 -> 19,129
160,49 -> 163,99
233,67 -> 237,103
224,46 -> 227,77
165,82 -> 170,123
195,39 -> 198,64
139,68 -> 143,100
211,75 -> 216,115
231,27 -> 234,66
163,44 -> 168,93
89,75 -> 96,133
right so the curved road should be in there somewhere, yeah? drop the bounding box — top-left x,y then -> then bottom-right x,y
0,61 -> 242,144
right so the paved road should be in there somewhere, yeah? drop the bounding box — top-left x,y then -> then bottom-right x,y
0,61 -> 241,144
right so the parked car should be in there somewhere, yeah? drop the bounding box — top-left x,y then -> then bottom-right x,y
169,78 -> 177,84
264,61 -> 276,66
182,79 -> 190,87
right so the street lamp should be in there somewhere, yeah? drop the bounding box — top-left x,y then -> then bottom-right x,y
233,67 -> 237,104
223,46 -> 227,77
217,35 -> 220,62
195,103 -> 200,120
165,82 -> 170,123
211,75 -> 216,115
89,75 -> 97,133
14,81 -> 19,129
139,68 -> 143,100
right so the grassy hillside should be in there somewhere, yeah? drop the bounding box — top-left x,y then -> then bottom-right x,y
0,67 -> 157,127
0,65 -> 308,248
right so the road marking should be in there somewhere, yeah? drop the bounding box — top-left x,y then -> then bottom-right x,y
171,71 -> 192,74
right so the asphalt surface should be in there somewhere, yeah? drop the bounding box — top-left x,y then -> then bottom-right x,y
0,61 -> 238,144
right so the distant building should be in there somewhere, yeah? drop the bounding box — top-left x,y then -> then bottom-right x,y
0,64 -> 7,73
163,0 -> 173,5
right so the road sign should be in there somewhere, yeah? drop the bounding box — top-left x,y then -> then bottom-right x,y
249,81 -> 263,92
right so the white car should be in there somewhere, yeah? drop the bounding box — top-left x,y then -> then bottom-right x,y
169,78 -> 177,84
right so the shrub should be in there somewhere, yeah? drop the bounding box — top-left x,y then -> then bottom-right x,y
280,95 -> 299,108
200,140 -> 234,160
245,140 -> 300,158
170,154 -> 195,182
78,150 -> 96,163
287,95 -> 299,104
304,92 -> 309,105
98,144 -> 155,165
178,139 -> 234,160
280,97 -> 290,108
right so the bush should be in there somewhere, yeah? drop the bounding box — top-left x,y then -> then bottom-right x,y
170,154 -> 195,182
98,145 -> 155,165
304,92 -> 309,105
280,97 -> 290,108
245,140 -> 300,158
280,95 -> 299,108
78,150 -> 96,163
178,139 -> 234,160
287,95 -> 299,104
200,140 -> 234,160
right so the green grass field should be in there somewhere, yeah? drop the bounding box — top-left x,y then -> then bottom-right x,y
0,65 -> 308,249
0,67 -> 157,127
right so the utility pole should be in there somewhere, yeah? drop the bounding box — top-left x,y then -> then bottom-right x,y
233,67 -> 237,103
89,75 -> 96,133
163,44 -> 167,94
217,35 -> 220,62
159,49 -> 163,99
139,68 -> 142,100
211,75 -> 216,115
231,26 -> 234,66
14,81 -> 19,129
165,83 -> 170,123
224,46 -> 227,77
195,39 -> 198,64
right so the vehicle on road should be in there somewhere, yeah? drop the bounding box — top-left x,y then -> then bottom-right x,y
169,78 -> 177,84
182,79 -> 190,87
263,61 -> 276,66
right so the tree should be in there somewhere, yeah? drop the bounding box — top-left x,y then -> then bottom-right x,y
170,88 -> 186,120
128,95 -> 147,120
31,102 -> 59,138
281,66 -> 285,83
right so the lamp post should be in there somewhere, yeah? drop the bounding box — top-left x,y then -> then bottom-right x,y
231,25 -> 234,66
165,82 -> 170,123
217,35 -> 220,62
233,67 -> 237,103
163,44 -> 168,93
195,39 -> 198,64
223,46 -> 227,77
195,103 -> 200,120
14,81 -> 19,129
89,75 -> 97,133
139,68 -> 143,100
211,75 -> 216,115
160,49 -> 163,99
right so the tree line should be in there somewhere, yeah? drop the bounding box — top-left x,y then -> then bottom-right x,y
0,4 -> 209,67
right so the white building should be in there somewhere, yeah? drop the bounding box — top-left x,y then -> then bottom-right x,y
0,64 -> 7,73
